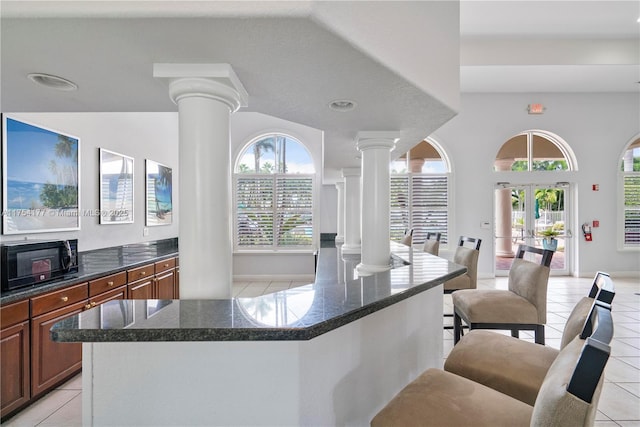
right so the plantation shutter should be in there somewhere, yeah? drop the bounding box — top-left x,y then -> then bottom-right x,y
235,174 -> 314,249
235,176 -> 274,247
390,176 -> 410,241
411,175 -> 448,245
275,176 -> 314,247
623,174 -> 640,246
389,174 -> 449,245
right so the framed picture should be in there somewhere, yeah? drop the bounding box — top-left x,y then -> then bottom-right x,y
2,115 -> 80,234
99,148 -> 134,224
145,159 -> 172,226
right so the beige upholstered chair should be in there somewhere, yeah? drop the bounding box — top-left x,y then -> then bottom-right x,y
422,232 -> 441,256
443,236 -> 481,293
400,228 -> 413,246
445,272 -> 614,406
371,299 -> 614,427
453,244 -> 553,344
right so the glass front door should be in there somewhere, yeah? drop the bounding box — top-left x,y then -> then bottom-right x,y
494,184 -> 570,275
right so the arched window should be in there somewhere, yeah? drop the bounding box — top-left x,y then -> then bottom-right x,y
620,137 -> 640,249
390,139 -> 451,245
494,130 -> 576,171
233,134 -> 315,250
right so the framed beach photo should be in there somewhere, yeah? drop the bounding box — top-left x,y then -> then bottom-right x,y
99,148 -> 134,224
145,159 -> 172,226
2,115 -> 80,234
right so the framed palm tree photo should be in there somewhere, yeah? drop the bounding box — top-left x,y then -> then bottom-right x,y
99,148 -> 134,224
2,115 -> 80,234
145,159 -> 172,226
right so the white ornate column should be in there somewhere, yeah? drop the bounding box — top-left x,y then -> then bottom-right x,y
495,159 -> 515,257
341,168 -> 362,254
335,181 -> 345,244
355,132 -> 399,276
154,63 -> 248,299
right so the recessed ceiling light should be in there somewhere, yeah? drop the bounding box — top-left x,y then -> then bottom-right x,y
329,99 -> 356,112
27,73 -> 78,91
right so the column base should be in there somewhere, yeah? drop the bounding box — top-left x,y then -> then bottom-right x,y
496,250 -> 515,258
356,262 -> 392,277
341,244 -> 361,255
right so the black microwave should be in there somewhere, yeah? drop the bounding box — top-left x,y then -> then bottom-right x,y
1,239 -> 78,291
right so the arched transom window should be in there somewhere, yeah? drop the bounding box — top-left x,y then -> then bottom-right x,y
233,134 -> 315,250
494,131 -> 576,171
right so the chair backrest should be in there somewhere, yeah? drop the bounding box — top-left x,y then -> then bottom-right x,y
560,272 -> 615,349
401,228 -> 414,246
422,232 -> 441,255
531,301 -> 613,426
515,244 -> 554,267
508,245 -> 552,323
458,235 -> 481,250
452,236 -> 481,289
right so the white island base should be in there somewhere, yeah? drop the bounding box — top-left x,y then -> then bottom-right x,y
82,285 -> 443,426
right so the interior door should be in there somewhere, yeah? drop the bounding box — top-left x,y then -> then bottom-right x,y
494,183 -> 570,275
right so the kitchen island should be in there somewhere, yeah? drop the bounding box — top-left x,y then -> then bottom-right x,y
52,241 -> 465,426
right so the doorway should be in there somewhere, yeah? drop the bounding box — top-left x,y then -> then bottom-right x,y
494,183 -> 571,275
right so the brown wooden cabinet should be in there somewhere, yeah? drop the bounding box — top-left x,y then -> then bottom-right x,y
30,282 -> 88,397
154,257 -> 177,299
1,253 -> 179,420
1,300 -> 30,418
127,258 -> 178,300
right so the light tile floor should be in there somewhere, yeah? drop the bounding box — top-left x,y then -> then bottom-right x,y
3,277 -> 638,426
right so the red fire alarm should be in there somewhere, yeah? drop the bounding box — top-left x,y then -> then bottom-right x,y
528,104 -> 545,114
592,184 -> 599,191
593,220 -> 600,228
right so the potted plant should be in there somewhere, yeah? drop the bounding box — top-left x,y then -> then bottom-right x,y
539,227 -> 560,251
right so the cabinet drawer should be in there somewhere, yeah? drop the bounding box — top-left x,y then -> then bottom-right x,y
127,263 -> 154,282
154,257 -> 176,274
31,283 -> 88,317
0,300 -> 29,329
89,271 -> 127,297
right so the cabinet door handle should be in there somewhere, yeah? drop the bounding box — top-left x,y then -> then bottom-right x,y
91,301 -> 97,307
164,263 -> 169,268
85,303 -> 92,310
107,281 -> 114,286
141,271 -> 146,276
61,296 -> 69,302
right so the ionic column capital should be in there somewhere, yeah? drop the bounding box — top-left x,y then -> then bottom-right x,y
154,63 -> 248,113
356,131 -> 399,151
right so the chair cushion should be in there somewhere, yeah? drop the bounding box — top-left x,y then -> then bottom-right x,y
531,336 -> 604,427
371,368 -> 533,427
560,297 -> 594,349
453,289 -> 539,324
444,330 -> 559,406
508,258 -> 550,324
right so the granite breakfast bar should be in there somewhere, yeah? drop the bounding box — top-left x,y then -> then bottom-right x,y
52,242 -> 466,426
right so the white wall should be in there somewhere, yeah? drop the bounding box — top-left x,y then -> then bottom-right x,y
1,112 -> 179,252
433,92 -> 640,278
8,95 -> 637,279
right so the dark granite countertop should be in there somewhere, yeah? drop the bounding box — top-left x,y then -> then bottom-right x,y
0,238 -> 178,305
51,241 -> 466,342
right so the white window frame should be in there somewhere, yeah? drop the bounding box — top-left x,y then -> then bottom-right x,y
618,135 -> 640,251
233,134 -> 317,253
390,138 -> 451,248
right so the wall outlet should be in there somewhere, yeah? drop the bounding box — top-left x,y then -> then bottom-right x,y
143,227 -> 149,236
